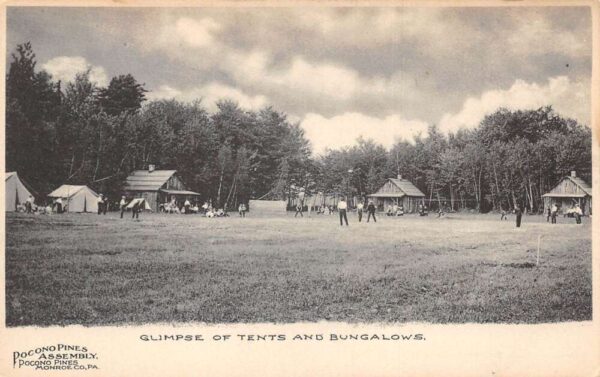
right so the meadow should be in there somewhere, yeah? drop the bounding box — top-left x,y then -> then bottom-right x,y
5,210 -> 592,326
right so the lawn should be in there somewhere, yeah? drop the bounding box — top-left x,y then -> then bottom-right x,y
4,210 -> 592,326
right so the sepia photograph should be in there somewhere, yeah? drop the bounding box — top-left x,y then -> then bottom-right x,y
4,4 -> 594,328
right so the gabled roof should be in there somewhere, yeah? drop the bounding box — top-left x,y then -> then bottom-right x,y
368,178 -> 426,198
48,185 -> 98,198
567,176 -> 592,196
124,170 -> 177,191
388,178 -> 426,197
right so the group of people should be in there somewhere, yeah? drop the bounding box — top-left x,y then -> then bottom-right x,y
15,195 -> 64,215
329,198 -> 377,226
500,202 -> 585,228
386,204 -> 405,217
96,194 -> 109,215
546,203 -> 583,224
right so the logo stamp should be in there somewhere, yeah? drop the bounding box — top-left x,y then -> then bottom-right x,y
13,344 -> 99,371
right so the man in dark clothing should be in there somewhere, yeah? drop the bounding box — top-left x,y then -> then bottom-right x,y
367,201 -> 377,223
294,203 -> 303,217
97,194 -> 104,215
515,205 -> 522,228
551,204 -> 558,224
574,204 -> 582,224
132,200 -> 141,219
26,195 -> 33,213
338,197 -> 349,226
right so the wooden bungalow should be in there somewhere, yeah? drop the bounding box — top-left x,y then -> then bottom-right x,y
367,175 -> 426,213
542,171 -> 592,215
123,166 -> 200,211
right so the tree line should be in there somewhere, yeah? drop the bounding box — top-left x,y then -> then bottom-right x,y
6,43 -> 592,212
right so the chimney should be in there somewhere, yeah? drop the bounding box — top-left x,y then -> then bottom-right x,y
571,170 -> 576,178
148,164 -> 155,173
397,174 -> 402,180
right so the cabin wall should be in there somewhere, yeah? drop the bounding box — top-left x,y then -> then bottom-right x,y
375,180 -> 402,195
372,197 -> 422,213
165,175 -> 186,191
549,178 -> 587,196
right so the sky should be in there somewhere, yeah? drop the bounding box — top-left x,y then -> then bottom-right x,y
6,6 -> 592,155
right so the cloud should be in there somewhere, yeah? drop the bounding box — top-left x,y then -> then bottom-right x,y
225,50 -> 420,110
438,76 -> 590,133
139,15 -> 222,52
42,56 -> 109,87
301,112 -> 429,155
127,9 -> 590,126
292,8 -> 481,54
146,82 -> 268,112
506,12 -> 590,58
169,17 -> 221,48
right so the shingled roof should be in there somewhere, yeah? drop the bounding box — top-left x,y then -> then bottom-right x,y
389,178 -> 426,197
568,176 -> 592,196
124,170 -> 177,191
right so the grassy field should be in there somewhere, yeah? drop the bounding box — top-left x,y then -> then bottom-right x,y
5,210 -> 592,326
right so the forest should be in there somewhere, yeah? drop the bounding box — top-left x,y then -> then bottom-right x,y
6,43 -> 592,212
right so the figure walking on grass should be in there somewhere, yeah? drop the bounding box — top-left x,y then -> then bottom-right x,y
295,189 -> 305,218
98,194 -> 106,215
338,197 -> 349,226
132,200 -> 141,219
515,204 -> 522,228
357,201 -> 364,222
120,196 -> 127,218
367,200 -> 377,223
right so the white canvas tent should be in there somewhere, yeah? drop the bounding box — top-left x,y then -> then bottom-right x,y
126,198 -> 152,211
5,172 -> 35,211
48,185 -> 100,213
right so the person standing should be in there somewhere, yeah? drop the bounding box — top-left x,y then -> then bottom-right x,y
238,202 -> 247,217
97,194 -> 104,215
132,200 -> 141,219
184,199 -> 191,214
338,197 -> 349,226
574,204 -> 583,224
294,202 -> 303,217
551,203 -> 558,224
367,200 -> 377,223
515,204 -> 522,228
120,196 -> 127,219
55,197 -> 63,214
546,206 -> 551,222
25,195 -> 34,213
357,201 -> 364,222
